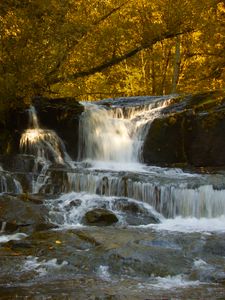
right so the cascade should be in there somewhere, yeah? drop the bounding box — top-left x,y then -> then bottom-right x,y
42,170 -> 225,218
20,106 -> 67,165
14,99 -> 225,219
0,168 -> 22,194
78,97 -> 171,162
19,106 -> 73,193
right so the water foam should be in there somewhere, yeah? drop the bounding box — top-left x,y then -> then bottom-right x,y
138,275 -> 201,290
0,233 -> 27,243
147,215 -> 225,233
23,256 -> 68,276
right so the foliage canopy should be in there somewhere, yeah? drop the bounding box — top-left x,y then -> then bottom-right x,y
0,0 -> 224,106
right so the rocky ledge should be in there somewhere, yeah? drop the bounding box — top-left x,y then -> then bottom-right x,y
142,90 -> 225,168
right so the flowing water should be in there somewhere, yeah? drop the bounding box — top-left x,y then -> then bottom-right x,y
1,97 -> 225,299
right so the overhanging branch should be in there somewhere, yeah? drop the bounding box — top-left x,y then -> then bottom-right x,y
49,28 -> 194,85
46,1 -> 129,83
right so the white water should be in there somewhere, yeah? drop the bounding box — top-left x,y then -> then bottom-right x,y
20,106 -> 73,166
20,106 -> 73,193
16,101 -> 225,222
78,99 -> 171,162
23,256 -> 68,277
138,275 -> 201,290
78,104 -> 134,162
46,191 -> 162,227
46,190 -> 225,232
149,215 -> 225,233
0,233 -> 27,243
59,172 -> 224,218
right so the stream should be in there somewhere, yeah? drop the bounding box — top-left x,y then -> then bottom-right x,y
0,97 -> 225,299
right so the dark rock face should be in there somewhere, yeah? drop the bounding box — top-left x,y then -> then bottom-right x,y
33,97 -> 84,160
0,107 -> 29,156
0,194 -> 52,234
143,90 -> 225,168
83,208 -> 118,226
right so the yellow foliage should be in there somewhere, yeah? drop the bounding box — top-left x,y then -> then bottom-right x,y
0,0 -> 224,105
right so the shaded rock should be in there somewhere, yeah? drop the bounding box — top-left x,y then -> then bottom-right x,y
112,199 -> 160,225
0,221 -> 18,233
0,154 -> 35,173
0,194 -> 51,233
0,105 -> 29,156
143,90 -> 225,168
83,208 -> 118,226
143,112 -> 189,165
33,97 -> 84,160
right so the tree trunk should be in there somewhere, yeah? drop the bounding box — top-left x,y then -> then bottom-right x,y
171,36 -> 181,94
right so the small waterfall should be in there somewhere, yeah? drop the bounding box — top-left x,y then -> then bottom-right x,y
20,106 -> 66,165
66,173 -> 225,218
20,106 -> 72,193
38,168 -> 225,219
78,98 -> 171,162
0,169 -> 22,194
28,105 -> 40,128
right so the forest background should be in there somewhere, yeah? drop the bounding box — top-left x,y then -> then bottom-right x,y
0,0 -> 224,113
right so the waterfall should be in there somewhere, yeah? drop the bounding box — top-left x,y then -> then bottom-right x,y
20,106 -> 66,165
12,99 -> 225,220
78,98 -> 171,162
44,171 -> 224,218
78,104 -> 134,162
28,105 -> 40,129
0,169 -> 22,194
19,106 -> 73,193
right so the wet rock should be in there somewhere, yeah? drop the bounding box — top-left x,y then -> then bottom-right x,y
0,194 -> 51,233
39,169 -> 69,195
112,199 -> 160,225
83,208 -> 118,226
75,230 -> 101,246
34,223 -> 58,231
65,199 -> 82,211
0,221 -> 18,233
19,193 -> 45,204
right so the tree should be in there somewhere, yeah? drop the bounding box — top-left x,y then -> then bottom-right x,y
0,0 -> 224,106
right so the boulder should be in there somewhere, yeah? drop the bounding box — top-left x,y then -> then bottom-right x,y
83,208 -> 118,226
0,194 -> 52,233
143,90 -> 225,168
112,199 -> 160,225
